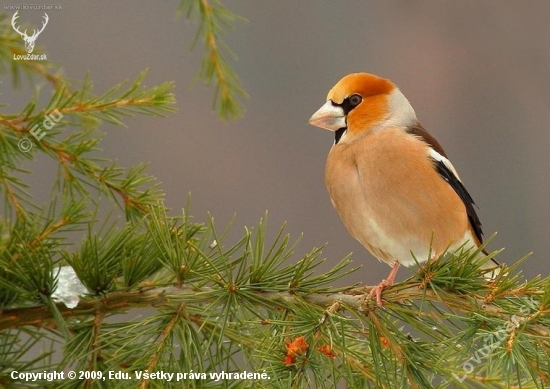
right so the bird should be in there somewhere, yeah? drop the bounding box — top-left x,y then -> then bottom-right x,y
308,72 -> 499,306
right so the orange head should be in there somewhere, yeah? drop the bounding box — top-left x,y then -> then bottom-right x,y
309,73 -> 417,142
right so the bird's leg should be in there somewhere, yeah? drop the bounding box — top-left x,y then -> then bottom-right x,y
369,262 -> 400,307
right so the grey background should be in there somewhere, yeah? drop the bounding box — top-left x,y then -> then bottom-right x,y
2,1 -> 549,285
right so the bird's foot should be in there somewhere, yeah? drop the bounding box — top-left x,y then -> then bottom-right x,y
369,280 -> 392,307
369,262 -> 400,307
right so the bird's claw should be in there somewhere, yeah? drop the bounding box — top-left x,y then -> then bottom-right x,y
369,279 -> 391,307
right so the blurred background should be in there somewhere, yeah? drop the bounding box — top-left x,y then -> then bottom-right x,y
2,1 -> 549,284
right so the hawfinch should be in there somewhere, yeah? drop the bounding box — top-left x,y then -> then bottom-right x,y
309,73 -> 499,306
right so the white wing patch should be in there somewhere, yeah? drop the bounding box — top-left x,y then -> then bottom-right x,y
427,147 -> 461,181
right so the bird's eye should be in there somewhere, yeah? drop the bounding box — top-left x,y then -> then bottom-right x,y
348,94 -> 362,107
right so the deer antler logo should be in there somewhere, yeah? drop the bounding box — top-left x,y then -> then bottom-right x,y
11,11 -> 49,54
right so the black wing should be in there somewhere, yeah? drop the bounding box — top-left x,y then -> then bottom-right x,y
433,159 -> 483,244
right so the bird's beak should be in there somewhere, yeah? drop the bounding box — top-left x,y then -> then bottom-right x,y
309,100 -> 346,131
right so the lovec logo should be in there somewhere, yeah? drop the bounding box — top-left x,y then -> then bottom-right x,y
11,11 -> 48,55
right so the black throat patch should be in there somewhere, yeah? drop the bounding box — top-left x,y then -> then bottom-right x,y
334,128 -> 346,144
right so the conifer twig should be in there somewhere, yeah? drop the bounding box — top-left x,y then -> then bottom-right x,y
177,0 -> 247,119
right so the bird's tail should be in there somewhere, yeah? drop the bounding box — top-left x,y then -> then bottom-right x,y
479,248 -> 503,280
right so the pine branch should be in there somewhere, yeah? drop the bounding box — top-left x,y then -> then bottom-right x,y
178,0 -> 247,120
1,209 -> 548,387
0,285 -> 353,331
0,70 -> 175,221
1,276 -> 544,333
